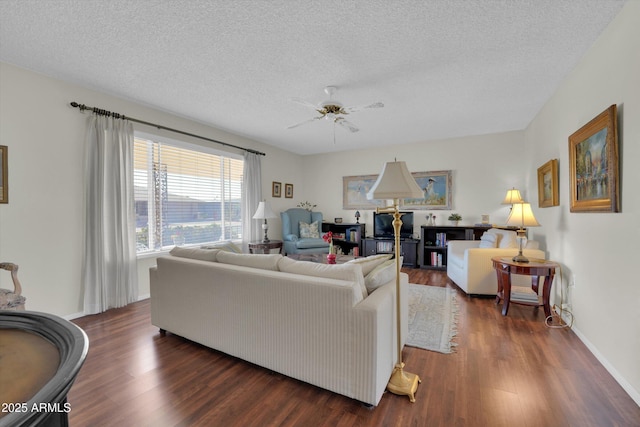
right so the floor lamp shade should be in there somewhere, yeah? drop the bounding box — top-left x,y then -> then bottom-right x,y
367,160 -> 421,402
367,161 -> 424,200
253,201 -> 277,243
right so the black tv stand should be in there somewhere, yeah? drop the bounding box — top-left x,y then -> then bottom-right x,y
363,237 -> 419,267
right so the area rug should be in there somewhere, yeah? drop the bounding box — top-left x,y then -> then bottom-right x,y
406,284 -> 458,354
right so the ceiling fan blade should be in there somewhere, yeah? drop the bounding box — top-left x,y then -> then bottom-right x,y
345,102 -> 384,113
336,118 -> 359,133
290,97 -> 319,109
286,116 -> 322,129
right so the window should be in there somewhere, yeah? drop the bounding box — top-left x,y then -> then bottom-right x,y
134,134 -> 244,253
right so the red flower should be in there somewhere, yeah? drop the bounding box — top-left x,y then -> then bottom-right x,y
322,231 -> 333,243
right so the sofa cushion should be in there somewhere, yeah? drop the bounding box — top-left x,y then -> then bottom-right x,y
200,241 -> 243,253
346,254 -> 392,276
497,231 -> 517,248
170,246 -> 219,262
364,258 -> 399,294
278,256 -> 367,299
295,237 -> 328,249
216,251 -> 282,271
485,228 -> 518,249
299,221 -> 320,238
478,232 -> 498,248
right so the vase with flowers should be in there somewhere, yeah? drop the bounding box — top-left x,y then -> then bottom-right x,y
322,231 -> 336,264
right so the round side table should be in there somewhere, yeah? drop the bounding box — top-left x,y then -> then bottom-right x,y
248,240 -> 283,254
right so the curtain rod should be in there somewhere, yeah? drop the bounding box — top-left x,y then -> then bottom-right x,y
69,102 -> 266,156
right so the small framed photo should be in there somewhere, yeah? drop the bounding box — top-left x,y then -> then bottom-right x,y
272,181 -> 281,198
284,183 -> 294,198
537,159 -> 559,208
0,145 -> 7,204
569,105 -> 619,212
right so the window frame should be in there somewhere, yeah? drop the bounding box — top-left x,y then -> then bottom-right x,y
133,131 -> 244,256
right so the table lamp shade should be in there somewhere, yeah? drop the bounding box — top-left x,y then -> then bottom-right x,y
506,202 -> 540,228
502,187 -> 524,205
252,201 -> 276,220
367,161 -> 423,200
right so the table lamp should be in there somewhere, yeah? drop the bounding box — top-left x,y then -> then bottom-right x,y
506,202 -> 540,263
502,187 -> 524,205
367,160 -> 423,403
252,201 -> 277,243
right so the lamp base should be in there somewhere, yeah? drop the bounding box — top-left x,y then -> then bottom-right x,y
512,253 -> 529,263
387,363 -> 421,403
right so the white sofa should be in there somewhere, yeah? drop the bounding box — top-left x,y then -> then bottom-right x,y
446,228 -> 545,296
150,249 -> 407,406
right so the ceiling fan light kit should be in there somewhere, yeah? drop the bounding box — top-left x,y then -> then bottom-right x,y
287,86 -> 384,135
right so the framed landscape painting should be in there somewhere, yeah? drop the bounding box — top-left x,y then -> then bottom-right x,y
537,159 -> 559,208
402,170 -> 452,210
342,174 -> 387,210
0,145 -> 7,204
569,105 -> 619,213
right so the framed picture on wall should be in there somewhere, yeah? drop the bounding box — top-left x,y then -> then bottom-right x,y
569,104 -> 619,212
284,183 -> 293,198
0,145 -> 7,204
342,174 -> 387,210
401,170 -> 452,210
537,159 -> 559,207
272,181 -> 281,198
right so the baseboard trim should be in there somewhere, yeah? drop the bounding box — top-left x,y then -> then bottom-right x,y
571,325 -> 640,406
63,295 -> 150,321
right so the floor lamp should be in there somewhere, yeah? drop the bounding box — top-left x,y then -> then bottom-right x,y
367,160 -> 423,402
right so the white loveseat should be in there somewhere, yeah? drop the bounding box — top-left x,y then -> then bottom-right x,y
446,228 -> 545,296
150,249 -> 407,406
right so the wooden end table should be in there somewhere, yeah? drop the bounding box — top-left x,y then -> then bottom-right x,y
248,240 -> 283,254
491,257 -> 559,317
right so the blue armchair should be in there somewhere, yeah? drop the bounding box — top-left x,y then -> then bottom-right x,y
280,208 -> 330,255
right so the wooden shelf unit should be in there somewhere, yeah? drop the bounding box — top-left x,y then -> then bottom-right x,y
321,222 -> 365,256
363,238 -> 419,267
419,225 -> 493,270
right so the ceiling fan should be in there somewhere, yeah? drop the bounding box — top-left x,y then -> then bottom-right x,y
287,86 -> 384,134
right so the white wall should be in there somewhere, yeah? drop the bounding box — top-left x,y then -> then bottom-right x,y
300,130 -> 528,238
522,1 -> 640,404
0,62 -> 304,317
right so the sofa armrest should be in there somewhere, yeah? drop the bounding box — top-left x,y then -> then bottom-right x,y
283,234 -> 298,242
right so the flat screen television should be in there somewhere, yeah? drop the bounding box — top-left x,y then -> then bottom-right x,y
373,211 -> 414,239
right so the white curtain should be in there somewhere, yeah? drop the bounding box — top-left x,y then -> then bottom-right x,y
242,152 -> 262,250
82,115 -> 138,314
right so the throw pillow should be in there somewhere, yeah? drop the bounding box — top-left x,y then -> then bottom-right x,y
497,230 -> 518,248
278,256 -> 367,300
364,258 -> 399,294
346,254 -> 392,276
478,232 -> 497,249
200,241 -> 242,253
299,221 -> 320,238
169,246 -> 219,262
216,251 -> 282,271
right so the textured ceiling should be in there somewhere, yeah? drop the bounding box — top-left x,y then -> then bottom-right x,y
0,0 -> 626,155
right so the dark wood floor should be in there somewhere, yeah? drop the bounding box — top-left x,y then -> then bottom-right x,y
69,270 -> 640,427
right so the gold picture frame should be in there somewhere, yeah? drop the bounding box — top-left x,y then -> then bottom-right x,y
272,181 -> 281,198
569,105 -> 619,212
537,159 -> 559,208
0,145 -> 7,204
284,183 -> 294,198
402,170 -> 452,210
